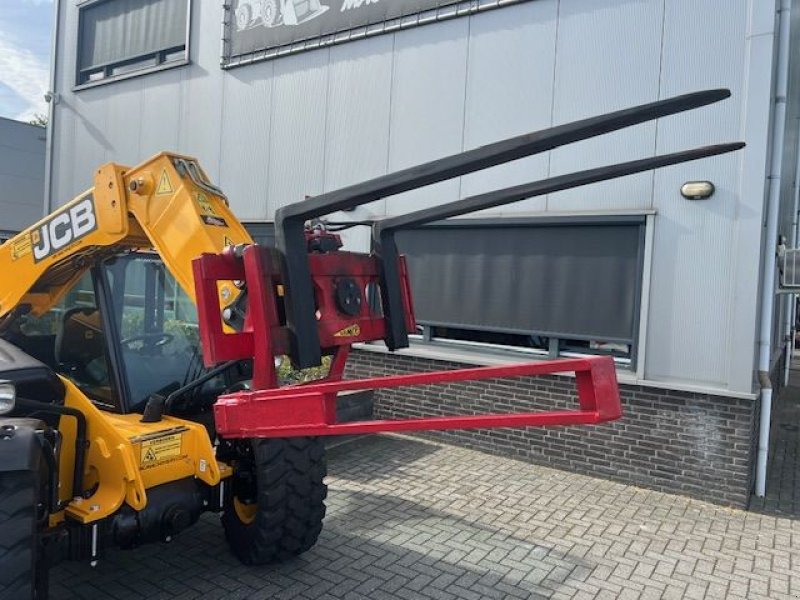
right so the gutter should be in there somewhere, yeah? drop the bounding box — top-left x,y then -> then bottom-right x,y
755,0 -> 791,498
42,0 -> 62,215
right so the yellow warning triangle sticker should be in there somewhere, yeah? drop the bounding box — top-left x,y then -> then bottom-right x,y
156,169 -> 174,195
224,236 -> 234,247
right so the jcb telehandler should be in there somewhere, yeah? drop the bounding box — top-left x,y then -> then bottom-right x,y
0,89 -> 742,598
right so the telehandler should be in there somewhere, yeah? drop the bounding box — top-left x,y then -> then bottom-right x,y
0,89 -> 742,598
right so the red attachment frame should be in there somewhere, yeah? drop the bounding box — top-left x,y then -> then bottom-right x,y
214,353 -> 621,438
193,245 -> 623,438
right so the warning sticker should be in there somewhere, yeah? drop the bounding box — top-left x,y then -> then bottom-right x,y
156,169 -> 174,195
11,235 -> 32,260
196,193 -> 216,215
140,433 -> 183,468
334,324 -> 361,337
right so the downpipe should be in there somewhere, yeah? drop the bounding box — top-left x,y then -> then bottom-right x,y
42,0 -> 61,215
756,374 -> 773,498
786,301 -> 795,387
755,0 -> 790,498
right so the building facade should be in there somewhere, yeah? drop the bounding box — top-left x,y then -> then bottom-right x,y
0,117 -> 46,239
46,0 -> 799,507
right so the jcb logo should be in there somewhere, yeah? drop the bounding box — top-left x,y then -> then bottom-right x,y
32,197 -> 97,262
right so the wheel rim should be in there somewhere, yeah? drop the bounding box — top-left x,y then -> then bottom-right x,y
233,497 -> 257,525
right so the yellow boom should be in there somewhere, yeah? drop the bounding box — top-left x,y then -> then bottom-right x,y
0,152 -> 253,321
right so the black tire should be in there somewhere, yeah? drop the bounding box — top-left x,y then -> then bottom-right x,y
0,471 -> 44,600
222,437 -> 327,565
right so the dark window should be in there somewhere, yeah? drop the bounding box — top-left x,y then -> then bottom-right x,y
243,222 -> 275,246
395,217 -> 646,364
76,0 -> 189,87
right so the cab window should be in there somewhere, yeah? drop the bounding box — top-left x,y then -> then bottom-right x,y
5,272 -> 116,409
105,254 -> 207,412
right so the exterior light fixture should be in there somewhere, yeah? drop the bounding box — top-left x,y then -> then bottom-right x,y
680,181 -> 715,200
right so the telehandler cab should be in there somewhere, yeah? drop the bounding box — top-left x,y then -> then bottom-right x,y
0,89 -> 742,598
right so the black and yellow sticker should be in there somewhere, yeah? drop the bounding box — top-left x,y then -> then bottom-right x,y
196,192 -> 216,215
156,169 -> 174,195
140,433 -> 183,468
11,235 -> 31,260
334,324 -> 361,337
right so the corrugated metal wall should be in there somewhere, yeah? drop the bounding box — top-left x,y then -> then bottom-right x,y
0,118 -> 45,233
49,0 -> 780,395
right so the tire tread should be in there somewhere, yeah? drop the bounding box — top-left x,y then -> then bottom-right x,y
0,471 -> 36,599
222,437 -> 327,565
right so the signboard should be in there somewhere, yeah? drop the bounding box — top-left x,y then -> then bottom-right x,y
224,0 -> 530,66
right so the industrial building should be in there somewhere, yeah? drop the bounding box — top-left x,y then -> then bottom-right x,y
43,0 -> 797,507
0,117 -> 45,239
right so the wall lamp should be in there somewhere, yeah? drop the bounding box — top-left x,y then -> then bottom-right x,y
680,181 -> 715,200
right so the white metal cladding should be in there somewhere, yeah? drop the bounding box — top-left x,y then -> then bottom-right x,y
324,38 -> 394,210
546,0 -> 663,212
384,19 -> 468,216
460,0 -> 556,213
645,0 -> 748,389
103,78 -> 145,165
268,50 -> 329,215
0,119 -> 46,231
47,0 -> 786,395
733,0 -> 783,392
139,68 -> 183,159
219,59 -> 275,220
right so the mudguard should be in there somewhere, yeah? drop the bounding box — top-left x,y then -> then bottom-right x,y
0,418 -> 47,473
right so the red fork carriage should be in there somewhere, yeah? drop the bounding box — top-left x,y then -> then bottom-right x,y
192,88 -> 744,440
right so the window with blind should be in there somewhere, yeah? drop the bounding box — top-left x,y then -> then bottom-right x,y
395,216 -> 647,364
76,0 -> 190,87
238,218 -> 645,364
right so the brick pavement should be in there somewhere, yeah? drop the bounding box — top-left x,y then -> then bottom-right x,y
750,361 -> 800,518
51,435 -> 799,600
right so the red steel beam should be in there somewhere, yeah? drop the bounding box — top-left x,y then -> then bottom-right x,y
214,355 -> 622,438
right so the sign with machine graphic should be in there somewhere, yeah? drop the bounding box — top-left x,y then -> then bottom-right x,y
224,0 -> 532,65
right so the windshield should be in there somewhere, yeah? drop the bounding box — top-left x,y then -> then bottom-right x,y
105,253 -> 205,411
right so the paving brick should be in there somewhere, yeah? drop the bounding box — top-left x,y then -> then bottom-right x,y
50,434 -> 799,600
